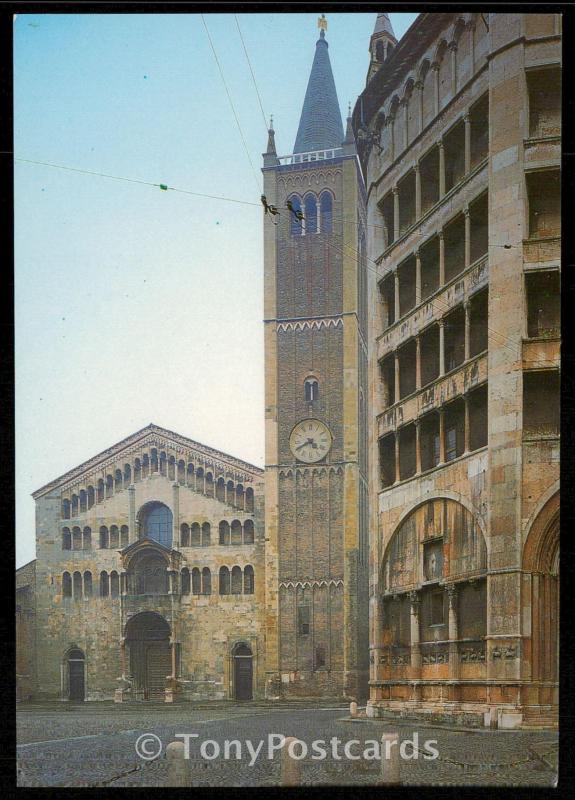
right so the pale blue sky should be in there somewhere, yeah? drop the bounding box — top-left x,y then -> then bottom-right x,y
14,11 -> 419,566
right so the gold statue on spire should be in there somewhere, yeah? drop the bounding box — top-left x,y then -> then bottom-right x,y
317,13 -> 327,32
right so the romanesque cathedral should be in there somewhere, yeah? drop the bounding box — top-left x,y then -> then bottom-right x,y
17,12 -> 560,729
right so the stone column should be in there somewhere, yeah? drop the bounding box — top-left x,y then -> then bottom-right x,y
394,351 -> 400,403
409,590 -> 421,673
414,163 -> 421,221
464,205 -> 471,268
415,419 -> 422,474
393,186 -> 400,241
432,63 -> 440,116
403,100 -> 409,150
415,336 -> 422,390
172,483 -> 180,549
415,250 -> 422,305
439,230 -> 445,286
439,408 -> 446,464
394,270 -> 400,319
447,585 -> 459,681
394,433 -> 400,484
416,80 -> 424,134
464,112 -> 471,174
464,394 -> 470,454
450,42 -> 458,95
464,300 -> 471,361
438,320 -> 445,376
438,140 -> 445,198
128,485 -> 136,543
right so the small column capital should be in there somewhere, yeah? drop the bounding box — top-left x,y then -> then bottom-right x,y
463,204 -> 470,217
463,111 -> 471,124
438,318 -> 445,329
447,583 -> 458,606
392,184 -> 399,195
438,228 -> 444,240
413,161 -> 420,173
408,589 -> 420,611
431,61 -> 440,72
436,138 -> 444,149
448,40 -> 458,52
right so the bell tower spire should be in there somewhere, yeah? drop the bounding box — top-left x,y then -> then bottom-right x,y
367,13 -> 398,84
293,14 -> 344,154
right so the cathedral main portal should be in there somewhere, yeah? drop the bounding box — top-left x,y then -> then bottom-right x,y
125,612 -> 171,700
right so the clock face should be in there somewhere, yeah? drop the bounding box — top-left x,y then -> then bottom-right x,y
289,419 -> 333,463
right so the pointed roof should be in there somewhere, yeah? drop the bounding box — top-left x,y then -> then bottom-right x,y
293,28 -> 344,154
32,423 -> 263,498
373,13 -> 395,38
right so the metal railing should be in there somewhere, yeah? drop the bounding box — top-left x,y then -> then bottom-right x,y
278,147 -> 343,165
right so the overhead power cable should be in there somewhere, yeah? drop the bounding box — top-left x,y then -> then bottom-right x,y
234,15 -> 269,132
201,14 -> 260,192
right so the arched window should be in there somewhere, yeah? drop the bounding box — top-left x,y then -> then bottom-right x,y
320,191 -> 333,234
304,194 -> 318,234
110,571 -> 119,598
120,525 -> 129,547
227,480 -> 235,505
181,523 -> 190,547
142,454 -> 149,478
71,495 -> 79,517
245,488 -> 254,513
159,452 -> 167,476
231,520 -> 242,545
62,572 -> 72,598
289,195 -> 303,236
168,456 -> 176,481
62,528 -> 71,550
99,526 -> 109,549
191,523 -> 201,547
79,490 -> 87,513
100,571 -> 109,597
151,449 -> 158,473
192,567 -> 201,595
219,566 -> 230,595
72,527 -> 82,550
87,486 -> 95,509
202,567 -> 212,595
83,527 -> 91,550
115,469 -> 122,490
376,39 -> 385,62
106,474 -> 114,497
73,571 -> 82,600
216,477 -> 226,503
177,460 -> 186,484
187,463 -> 194,485
97,479 -> 105,502
244,565 -> 255,594
83,571 -> 93,597
205,472 -> 214,498
244,519 -> 255,544
134,460 -> 141,483
62,499 -> 71,519
110,525 -> 119,548
141,502 -> 173,547
124,464 -> 131,485
231,566 -> 243,594
181,568 -> 190,595
202,522 -> 211,547
304,377 -> 319,402
219,521 -> 230,546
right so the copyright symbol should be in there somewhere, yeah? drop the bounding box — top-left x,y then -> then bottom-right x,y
135,733 -> 163,760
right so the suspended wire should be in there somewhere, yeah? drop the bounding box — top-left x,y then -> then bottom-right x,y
234,14 -> 269,132
201,14 -> 260,192
15,155 -> 540,359
15,158 -> 260,207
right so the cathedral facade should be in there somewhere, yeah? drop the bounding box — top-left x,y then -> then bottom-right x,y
22,424 -> 265,702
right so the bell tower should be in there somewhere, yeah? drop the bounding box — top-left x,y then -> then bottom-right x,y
263,16 -> 368,700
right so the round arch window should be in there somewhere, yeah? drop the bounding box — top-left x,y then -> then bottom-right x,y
140,502 -> 173,548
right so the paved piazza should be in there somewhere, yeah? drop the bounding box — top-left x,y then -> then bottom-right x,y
17,703 -> 557,787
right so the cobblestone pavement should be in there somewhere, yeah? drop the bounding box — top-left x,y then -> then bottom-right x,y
17,703 -> 558,787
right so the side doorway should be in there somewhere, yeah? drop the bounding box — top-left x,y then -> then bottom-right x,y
233,642 -> 253,701
66,648 -> 86,701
